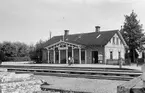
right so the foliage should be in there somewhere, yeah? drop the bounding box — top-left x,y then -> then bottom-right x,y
0,43 -> 4,63
0,39 -> 47,63
0,50 -> 4,63
14,42 -> 29,57
121,11 -> 144,63
0,41 -> 31,61
1,42 -> 17,57
29,39 -> 46,63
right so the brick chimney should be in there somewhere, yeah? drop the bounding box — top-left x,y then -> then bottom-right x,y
95,26 -> 100,32
64,30 -> 69,36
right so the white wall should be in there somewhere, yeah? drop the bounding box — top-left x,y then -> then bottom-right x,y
105,34 -> 125,63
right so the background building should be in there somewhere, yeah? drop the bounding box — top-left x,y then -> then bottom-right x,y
42,26 -> 128,65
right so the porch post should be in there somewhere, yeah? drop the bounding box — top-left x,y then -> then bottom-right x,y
59,49 -> 61,64
48,50 -> 49,63
66,48 -> 68,64
79,47 -> 81,64
72,47 -> 74,64
53,49 -> 55,64
85,50 -> 87,64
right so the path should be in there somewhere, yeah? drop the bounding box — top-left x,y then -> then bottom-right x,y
35,75 -> 126,93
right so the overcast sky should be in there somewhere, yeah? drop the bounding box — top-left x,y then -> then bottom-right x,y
0,0 -> 145,45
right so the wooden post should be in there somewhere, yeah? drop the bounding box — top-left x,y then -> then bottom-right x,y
79,48 -> 81,64
59,50 -> 61,64
53,49 -> 55,64
85,50 -> 87,64
66,49 -> 68,64
72,47 -> 74,64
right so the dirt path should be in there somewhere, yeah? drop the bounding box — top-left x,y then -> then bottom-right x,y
35,75 -> 126,93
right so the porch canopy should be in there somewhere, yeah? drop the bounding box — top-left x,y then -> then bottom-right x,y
45,40 -> 86,64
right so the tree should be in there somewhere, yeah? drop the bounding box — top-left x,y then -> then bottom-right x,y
14,42 -> 29,57
29,39 -> 46,63
121,11 -> 144,63
1,42 -> 17,58
0,43 -> 4,63
0,41 -> 31,61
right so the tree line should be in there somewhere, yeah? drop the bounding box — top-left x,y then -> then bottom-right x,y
0,40 -> 46,63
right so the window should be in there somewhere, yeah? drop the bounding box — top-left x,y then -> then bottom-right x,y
96,34 -> 101,38
110,51 -> 113,59
112,37 -> 115,44
81,50 -> 85,60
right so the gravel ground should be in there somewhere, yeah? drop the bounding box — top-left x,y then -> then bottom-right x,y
35,75 -> 126,93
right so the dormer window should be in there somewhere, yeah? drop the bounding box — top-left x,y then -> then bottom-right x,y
96,34 -> 101,38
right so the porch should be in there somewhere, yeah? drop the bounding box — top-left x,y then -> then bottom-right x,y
45,41 -> 87,64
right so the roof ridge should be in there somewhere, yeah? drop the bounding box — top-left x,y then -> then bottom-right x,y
53,29 -> 119,37
70,29 -> 118,35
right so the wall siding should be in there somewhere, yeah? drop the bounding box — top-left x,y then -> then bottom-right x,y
105,34 -> 125,64
85,46 -> 105,64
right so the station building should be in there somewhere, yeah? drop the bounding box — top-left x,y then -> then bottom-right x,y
42,26 -> 127,65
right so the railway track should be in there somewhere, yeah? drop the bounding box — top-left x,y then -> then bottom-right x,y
0,65 -> 142,81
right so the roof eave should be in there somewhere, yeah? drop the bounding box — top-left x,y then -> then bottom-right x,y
117,31 -> 128,48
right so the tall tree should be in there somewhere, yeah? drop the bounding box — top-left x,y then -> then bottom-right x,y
29,39 -> 46,63
121,11 -> 144,63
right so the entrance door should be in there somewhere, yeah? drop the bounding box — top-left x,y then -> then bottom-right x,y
60,50 -> 66,64
92,51 -> 98,64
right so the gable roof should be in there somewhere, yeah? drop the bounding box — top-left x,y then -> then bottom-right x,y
43,30 -> 127,47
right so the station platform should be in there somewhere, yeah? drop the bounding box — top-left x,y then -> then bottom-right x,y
1,62 -> 142,71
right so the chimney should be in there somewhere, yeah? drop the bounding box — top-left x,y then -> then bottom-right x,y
95,26 -> 100,32
64,30 -> 69,36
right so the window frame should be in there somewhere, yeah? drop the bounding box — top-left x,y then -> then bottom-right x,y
112,37 -> 115,44
110,51 -> 113,59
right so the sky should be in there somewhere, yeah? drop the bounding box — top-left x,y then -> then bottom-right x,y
0,0 -> 145,45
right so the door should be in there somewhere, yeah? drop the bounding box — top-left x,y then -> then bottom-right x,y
92,51 -> 98,64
